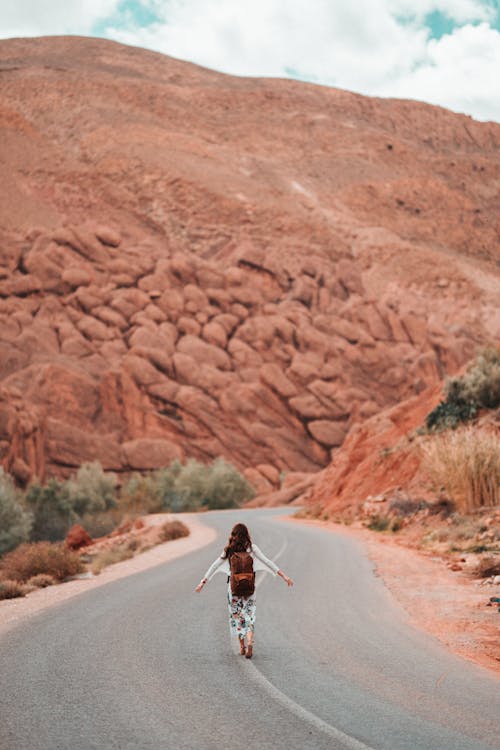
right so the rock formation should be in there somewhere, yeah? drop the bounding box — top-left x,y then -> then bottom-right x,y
0,36 -> 499,486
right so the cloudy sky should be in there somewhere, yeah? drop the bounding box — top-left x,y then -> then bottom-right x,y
2,0 -> 500,122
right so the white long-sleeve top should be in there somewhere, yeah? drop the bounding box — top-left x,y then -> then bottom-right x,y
202,543 -> 280,582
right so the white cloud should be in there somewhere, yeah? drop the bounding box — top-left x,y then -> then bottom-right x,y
106,0 -> 429,83
376,23 -> 500,121
102,0 -> 499,121
1,0 -> 120,38
0,0 -> 498,121
387,0 -> 494,23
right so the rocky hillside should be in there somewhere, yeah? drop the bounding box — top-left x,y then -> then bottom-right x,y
1,36 -> 499,487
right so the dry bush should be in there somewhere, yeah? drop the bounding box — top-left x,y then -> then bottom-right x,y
0,541 -> 84,583
65,524 -> 92,550
21,583 -> 39,595
159,519 -> 189,542
0,579 -> 26,599
421,427 -> 500,513
124,538 -> 140,552
27,573 -> 57,588
90,546 -> 134,575
474,556 -> 500,578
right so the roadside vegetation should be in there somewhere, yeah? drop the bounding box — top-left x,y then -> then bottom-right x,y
0,456 -> 252,598
421,427 -> 500,513
426,347 -> 500,431
298,349 -> 500,583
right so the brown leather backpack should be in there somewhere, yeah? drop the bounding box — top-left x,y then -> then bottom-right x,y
230,550 -> 255,597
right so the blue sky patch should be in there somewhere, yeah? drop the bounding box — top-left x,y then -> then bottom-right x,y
93,0 -> 160,35
425,11 -> 457,40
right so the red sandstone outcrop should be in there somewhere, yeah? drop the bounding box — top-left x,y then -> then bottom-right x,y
301,386 -> 443,517
0,37 -> 499,486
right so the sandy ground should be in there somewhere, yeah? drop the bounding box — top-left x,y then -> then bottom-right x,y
288,515 -> 500,677
0,513 -> 216,639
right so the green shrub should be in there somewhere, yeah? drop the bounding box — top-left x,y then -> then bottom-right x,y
67,462 -> 117,516
22,463 -> 119,543
0,468 -> 33,556
159,519 -> 189,542
426,347 -> 500,431
163,457 -> 255,511
25,479 -> 78,542
0,541 -> 84,583
202,458 -> 255,510
0,579 -> 26,599
426,397 -> 478,431
367,515 -> 391,531
456,347 -> 500,408
119,474 -> 164,516
119,458 -> 255,514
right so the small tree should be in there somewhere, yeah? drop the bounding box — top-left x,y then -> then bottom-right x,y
203,458 -> 255,509
174,459 -> 211,511
67,462 -> 117,516
120,474 -> 163,515
0,468 -> 33,556
25,479 -> 78,542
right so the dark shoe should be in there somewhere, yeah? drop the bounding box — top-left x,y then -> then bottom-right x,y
245,644 -> 253,659
239,638 -> 246,656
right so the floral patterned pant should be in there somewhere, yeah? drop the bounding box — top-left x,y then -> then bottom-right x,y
227,583 -> 256,638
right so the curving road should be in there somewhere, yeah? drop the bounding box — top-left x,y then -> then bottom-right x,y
1,507 -> 499,750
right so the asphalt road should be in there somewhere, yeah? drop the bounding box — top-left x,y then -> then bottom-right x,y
1,507 -> 499,750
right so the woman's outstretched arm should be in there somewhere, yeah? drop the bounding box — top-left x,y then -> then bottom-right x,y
195,552 -> 225,592
252,544 -> 294,586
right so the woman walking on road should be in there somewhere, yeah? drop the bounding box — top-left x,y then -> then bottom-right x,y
195,523 -> 293,659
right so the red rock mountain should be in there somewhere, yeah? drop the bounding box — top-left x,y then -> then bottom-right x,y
0,36 -> 499,488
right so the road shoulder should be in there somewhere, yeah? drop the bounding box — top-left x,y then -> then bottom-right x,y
287,515 -> 500,677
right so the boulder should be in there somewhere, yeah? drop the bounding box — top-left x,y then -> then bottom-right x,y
46,418 -> 123,470
308,420 -> 348,446
259,363 -> 297,398
121,438 -> 183,470
61,267 -> 93,288
177,335 -> 231,371
202,321 -> 227,349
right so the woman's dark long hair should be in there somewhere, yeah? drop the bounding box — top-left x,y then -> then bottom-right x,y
222,523 -> 252,559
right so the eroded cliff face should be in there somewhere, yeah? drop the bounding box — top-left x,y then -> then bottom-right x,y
0,36 -> 499,486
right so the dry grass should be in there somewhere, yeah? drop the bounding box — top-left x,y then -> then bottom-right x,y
0,579 -> 26,599
89,545 -> 135,575
158,519 -> 189,542
421,427 -> 500,513
474,556 -> 500,579
0,541 -> 84,583
27,573 -> 58,588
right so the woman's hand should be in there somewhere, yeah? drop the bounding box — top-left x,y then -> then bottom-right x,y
195,578 -> 207,592
278,570 -> 294,587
